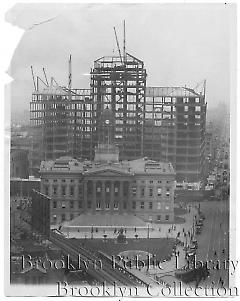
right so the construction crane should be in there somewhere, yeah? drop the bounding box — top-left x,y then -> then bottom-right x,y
113,26 -> 123,65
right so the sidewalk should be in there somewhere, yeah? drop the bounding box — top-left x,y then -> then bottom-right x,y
63,204 -> 199,241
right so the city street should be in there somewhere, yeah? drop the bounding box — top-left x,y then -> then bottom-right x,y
196,199 -> 229,287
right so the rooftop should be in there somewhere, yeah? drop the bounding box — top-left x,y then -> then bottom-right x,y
146,86 -> 203,98
40,156 -> 175,176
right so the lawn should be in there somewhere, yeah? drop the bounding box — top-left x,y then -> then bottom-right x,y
75,237 -> 176,262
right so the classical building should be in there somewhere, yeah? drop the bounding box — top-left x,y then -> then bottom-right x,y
40,155 -> 175,225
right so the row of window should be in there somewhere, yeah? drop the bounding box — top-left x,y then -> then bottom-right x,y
51,200 -> 171,211
44,185 -> 172,198
44,185 -> 82,197
44,179 -> 81,183
133,187 -> 171,198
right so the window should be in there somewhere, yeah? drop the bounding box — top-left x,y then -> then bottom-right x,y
165,215 -> 169,221
195,98 -> 200,103
184,106 -> 188,112
70,214 -> 74,220
165,205 -> 170,210
62,179 -> 66,183
183,98 -> 188,103
70,200 -> 74,209
149,180 -> 153,184
184,114 -> 188,119
114,202 -> 119,210
132,187 -> 137,196
132,201 -> 136,209
45,186 -> 49,196
61,186 -> 66,196
195,106 -> 201,112
53,215 -> 57,224
123,202 -> 127,209
166,188 -> 170,197
61,214 -> 65,222
106,186 -> 110,193
78,201 -> 82,208
157,202 -> 161,210
157,215 -> 161,221
140,202 -> 144,209
141,188 -> 145,197
53,201 -> 57,209
114,186 -> 119,193
87,201 -> 92,209
53,179 -> 57,182
158,180 -> 162,184
157,188 -> 162,196
149,188 -> 153,197
96,202 -> 101,210
195,115 -> 201,119
62,202 -> 66,209
70,179 -> 74,183
70,186 -> 74,196
53,186 -> 57,195
105,203 -> 110,210
97,186 -> 101,193
149,202 -> 153,209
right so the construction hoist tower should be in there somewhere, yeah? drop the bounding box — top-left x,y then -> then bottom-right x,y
90,22 -> 147,160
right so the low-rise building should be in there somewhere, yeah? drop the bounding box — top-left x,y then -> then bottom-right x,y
40,149 -> 175,225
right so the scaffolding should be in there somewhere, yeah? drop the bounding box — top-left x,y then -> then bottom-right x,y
90,53 -> 147,160
144,84 -> 207,182
29,84 -> 92,176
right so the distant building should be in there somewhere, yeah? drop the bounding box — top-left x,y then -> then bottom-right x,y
10,149 -> 29,178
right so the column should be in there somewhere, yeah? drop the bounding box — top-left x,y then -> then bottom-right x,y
110,181 -> 114,213
120,181 -> 124,212
92,180 -> 96,213
102,181 -> 105,211
83,180 -> 88,211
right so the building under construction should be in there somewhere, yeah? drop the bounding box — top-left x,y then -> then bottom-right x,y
29,25 -> 207,182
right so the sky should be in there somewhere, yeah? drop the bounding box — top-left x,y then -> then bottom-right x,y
6,3 -> 236,117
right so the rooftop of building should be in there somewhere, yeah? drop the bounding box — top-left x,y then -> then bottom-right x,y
146,86 -> 204,98
40,155 -> 175,176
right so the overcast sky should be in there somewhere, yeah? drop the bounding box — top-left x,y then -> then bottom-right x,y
6,3 -> 235,116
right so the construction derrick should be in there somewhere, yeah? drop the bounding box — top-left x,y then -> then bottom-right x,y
90,53 -> 147,160
29,83 -> 92,176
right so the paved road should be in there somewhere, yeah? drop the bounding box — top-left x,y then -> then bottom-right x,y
196,200 -> 229,287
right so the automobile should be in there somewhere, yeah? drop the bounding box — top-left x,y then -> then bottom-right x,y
196,228 -> 202,235
191,240 -> 198,247
190,244 -> 198,251
199,213 -> 205,220
196,220 -> 203,227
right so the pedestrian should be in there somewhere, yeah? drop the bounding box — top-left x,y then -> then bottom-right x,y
159,227 -> 161,232
177,250 -> 180,256
183,228 -> 185,233
214,250 -> 217,256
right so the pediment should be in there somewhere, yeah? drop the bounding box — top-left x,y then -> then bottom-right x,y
84,167 -> 133,177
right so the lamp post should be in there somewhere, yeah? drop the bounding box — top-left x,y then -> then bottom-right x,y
91,224 -> 93,239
